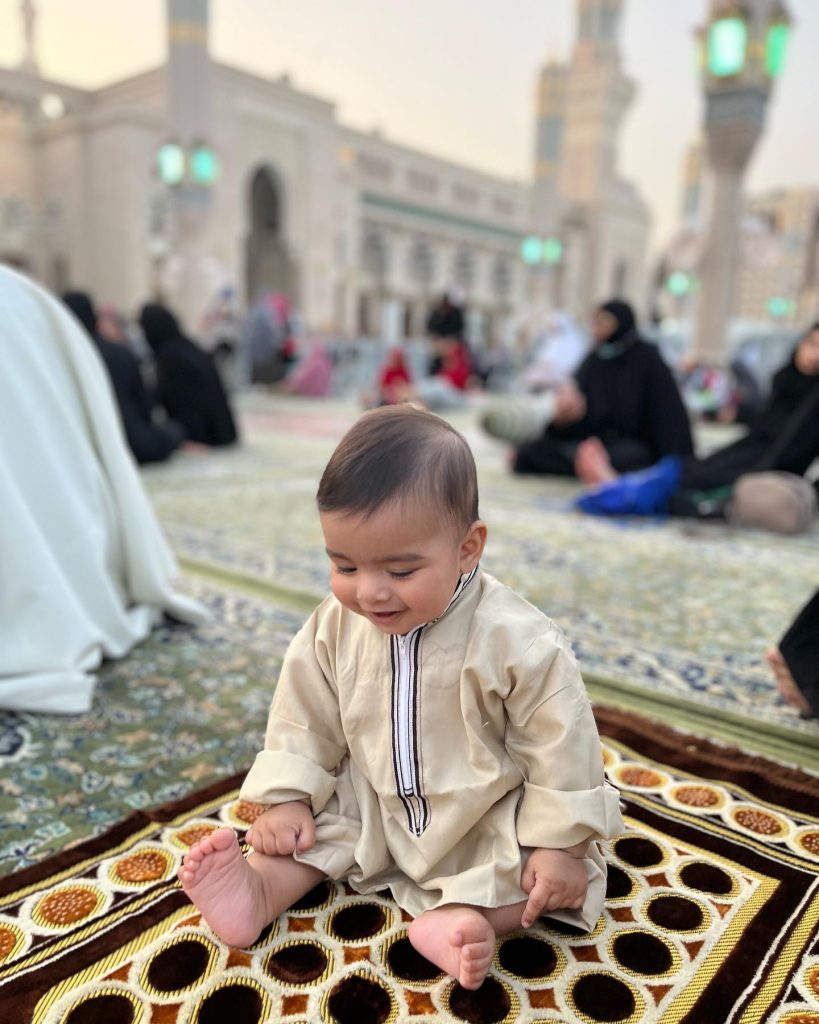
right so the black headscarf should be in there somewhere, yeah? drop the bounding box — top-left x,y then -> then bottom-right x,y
63,291 -> 98,338
138,303 -> 184,352
596,299 -> 637,349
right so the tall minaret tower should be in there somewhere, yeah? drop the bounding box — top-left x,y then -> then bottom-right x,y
531,55 -> 567,232
19,0 -> 39,74
558,0 -> 635,205
166,0 -> 212,144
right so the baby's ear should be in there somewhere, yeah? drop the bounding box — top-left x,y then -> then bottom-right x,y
460,520 -> 487,571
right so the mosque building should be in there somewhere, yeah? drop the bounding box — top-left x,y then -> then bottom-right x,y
0,0 -> 650,345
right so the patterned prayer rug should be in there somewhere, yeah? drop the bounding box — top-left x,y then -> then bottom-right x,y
2,708 -> 817,1024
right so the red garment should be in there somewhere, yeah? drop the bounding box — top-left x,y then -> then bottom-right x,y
379,349 -> 412,404
439,342 -> 472,391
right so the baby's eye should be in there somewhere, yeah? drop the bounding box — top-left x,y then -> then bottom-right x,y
334,566 -> 356,575
389,570 -> 416,580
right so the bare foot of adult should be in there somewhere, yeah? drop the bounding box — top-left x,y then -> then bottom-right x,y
575,437 -> 617,485
766,648 -> 813,716
178,827 -> 270,947
409,906 -> 496,990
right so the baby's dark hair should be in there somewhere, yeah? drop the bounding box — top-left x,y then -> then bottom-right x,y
317,405 -> 479,532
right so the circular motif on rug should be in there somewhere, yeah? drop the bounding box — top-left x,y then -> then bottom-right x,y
0,918 -> 27,964
109,846 -> 174,887
667,783 -> 726,813
567,971 -> 645,1022
612,765 -> 669,791
496,934 -> 564,982
181,971 -> 273,1024
56,985 -> 145,1024
539,912 -> 605,940
774,1012 -> 819,1024
139,933 -> 220,998
290,879 -> 334,913
32,884 -> 106,929
605,863 -> 639,903
444,975 -> 519,1024
327,901 -> 391,942
609,928 -> 680,977
383,933 -> 444,985
601,744 -> 619,770
790,828 -> 819,860
322,972 -> 397,1024
642,893 -> 711,934
727,803 -> 790,840
612,835 -> 669,870
226,799 -> 267,829
792,958 -> 819,1009
168,821 -> 218,851
676,860 -> 739,898
265,939 -> 332,985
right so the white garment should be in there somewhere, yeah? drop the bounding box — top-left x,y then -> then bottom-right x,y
0,266 -> 206,714
522,312 -> 588,391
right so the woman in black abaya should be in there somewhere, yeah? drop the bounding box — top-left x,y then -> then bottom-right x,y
138,302 -> 239,448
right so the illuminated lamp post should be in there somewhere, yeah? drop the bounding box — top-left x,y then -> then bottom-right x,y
521,234 -> 563,310
155,138 -> 220,325
692,1 -> 791,364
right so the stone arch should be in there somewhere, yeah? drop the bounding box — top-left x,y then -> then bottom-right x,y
244,165 -> 298,305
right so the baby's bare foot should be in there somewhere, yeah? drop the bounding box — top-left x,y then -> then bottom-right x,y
178,827 -> 269,947
409,907 -> 496,990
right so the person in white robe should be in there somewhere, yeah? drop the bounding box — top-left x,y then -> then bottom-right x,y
0,265 -> 206,714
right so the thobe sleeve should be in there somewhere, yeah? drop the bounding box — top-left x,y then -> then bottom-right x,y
240,609 -> 348,813
504,627 -> 623,849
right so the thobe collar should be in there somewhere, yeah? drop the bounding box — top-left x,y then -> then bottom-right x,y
402,564 -> 479,636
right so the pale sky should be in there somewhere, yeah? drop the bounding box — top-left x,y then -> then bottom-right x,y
1,0 -> 817,249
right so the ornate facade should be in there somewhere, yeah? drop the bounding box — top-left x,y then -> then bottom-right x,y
0,0 -> 650,345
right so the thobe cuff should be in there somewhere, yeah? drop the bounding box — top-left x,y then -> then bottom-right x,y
516,779 -> 623,849
240,750 -> 337,813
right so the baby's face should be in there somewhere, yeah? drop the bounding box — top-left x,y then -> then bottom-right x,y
320,500 -> 480,635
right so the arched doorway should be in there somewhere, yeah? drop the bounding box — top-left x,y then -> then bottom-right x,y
245,166 -> 298,305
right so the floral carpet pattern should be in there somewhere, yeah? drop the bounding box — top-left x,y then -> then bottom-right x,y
0,580 -> 305,877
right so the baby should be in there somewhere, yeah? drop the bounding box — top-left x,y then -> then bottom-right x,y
179,404 -> 622,990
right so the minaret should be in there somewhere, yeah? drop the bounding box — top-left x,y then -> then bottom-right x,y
166,0 -> 212,143
559,0 -> 635,205
531,56 -> 567,232
19,0 -> 39,74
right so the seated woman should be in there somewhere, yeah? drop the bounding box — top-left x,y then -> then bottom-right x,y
575,322 -> 819,519
63,291 -> 186,465
1,266 -> 205,714
513,300 -> 693,477
766,590 -> 818,719
138,302 -> 239,448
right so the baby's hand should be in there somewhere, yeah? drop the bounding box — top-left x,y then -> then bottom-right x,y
246,801 -> 316,856
520,847 -> 588,928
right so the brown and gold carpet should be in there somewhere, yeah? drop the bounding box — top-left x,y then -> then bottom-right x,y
2,709 -> 818,1024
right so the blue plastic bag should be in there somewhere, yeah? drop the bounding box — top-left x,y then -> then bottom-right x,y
575,456 -> 682,517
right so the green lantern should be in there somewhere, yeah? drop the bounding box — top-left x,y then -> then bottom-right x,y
707,15 -> 748,78
666,271 -> 692,297
190,144 -> 220,186
520,236 -> 542,265
764,20 -> 790,78
542,236 -> 563,265
157,142 -> 185,185
766,296 -> 793,318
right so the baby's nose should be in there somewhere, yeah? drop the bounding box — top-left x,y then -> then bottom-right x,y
358,573 -> 390,604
